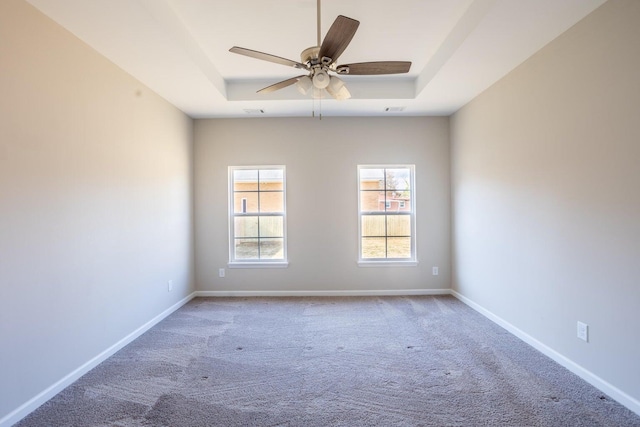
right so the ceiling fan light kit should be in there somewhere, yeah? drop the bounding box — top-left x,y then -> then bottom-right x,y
229,0 -> 411,103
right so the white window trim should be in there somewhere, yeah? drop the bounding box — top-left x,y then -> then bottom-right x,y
358,260 -> 419,267
228,261 -> 289,269
357,164 -> 417,266
228,165 -> 288,268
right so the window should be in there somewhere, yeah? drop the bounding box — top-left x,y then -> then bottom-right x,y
358,165 -> 416,265
229,166 -> 287,267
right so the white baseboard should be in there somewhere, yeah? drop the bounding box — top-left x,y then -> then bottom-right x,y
450,290 -> 640,417
0,292 -> 197,427
195,289 -> 451,297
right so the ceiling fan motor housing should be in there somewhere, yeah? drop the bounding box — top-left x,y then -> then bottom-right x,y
301,46 -> 320,65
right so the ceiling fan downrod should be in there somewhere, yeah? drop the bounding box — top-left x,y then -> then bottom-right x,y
317,0 -> 322,47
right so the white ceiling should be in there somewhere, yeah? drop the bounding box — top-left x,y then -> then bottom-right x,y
25,0 -> 605,118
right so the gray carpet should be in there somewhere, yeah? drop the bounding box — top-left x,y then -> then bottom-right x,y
17,296 -> 640,426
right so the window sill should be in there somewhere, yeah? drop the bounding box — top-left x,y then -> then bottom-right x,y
228,262 -> 289,269
358,260 -> 418,267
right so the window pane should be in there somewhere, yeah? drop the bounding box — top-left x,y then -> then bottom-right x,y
234,216 -> 258,238
385,168 -> 411,191
361,237 -> 386,259
234,169 -> 258,191
260,191 -> 283,212
259,216 -> 283,238
259,169 -> 283,191
360,168 -> 384,189
259,238 -> 284,259
361,215 -> 385,237
387,237 -> 411,258
387,215 -> 411,236
235,238 -> 259,259
233,192 -> 258,213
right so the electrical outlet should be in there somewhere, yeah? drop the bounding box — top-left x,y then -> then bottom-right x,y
168,280 -> 173,292
432,266 -> 439,276
219,268 -> 225,278
577,321 -> 588,342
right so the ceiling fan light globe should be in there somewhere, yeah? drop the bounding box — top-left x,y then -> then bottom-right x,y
328,76 -> 345,91
296,76 -> 312,95
336,86 -> 351,100
312,70 -> 330,89
326,76 -> 351,100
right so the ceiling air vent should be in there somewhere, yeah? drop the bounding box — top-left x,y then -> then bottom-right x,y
243,108 -> 265,114
384,106 -> 406,112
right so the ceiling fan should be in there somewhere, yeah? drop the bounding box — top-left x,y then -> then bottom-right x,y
229,0 -> 411,100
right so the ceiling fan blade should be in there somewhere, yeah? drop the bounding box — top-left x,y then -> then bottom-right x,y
230,47 -> 309,70
319,15 -> 359,65
336,61 -> 412,75
257,75 -> 306,94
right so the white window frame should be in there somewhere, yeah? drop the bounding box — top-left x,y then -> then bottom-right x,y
228,166 -> 288,268
358,164 -> 417,267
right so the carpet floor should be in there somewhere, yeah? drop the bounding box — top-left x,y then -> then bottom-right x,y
16,296 -> 640,426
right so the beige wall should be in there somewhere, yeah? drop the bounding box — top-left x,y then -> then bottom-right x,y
0,0 -> 194,423
195,117 -> 450,293
451,0 -> 640,411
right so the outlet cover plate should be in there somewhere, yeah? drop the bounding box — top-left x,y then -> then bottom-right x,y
577,321 -> 588,342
